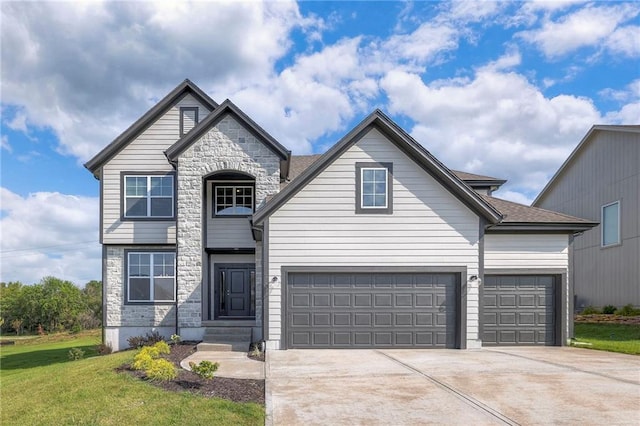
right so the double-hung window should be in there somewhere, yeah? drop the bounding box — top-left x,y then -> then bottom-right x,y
214,185 -> 253,216
356,162 -> 393,214
124,174 -> 174,218
601,201 -> 620,247
127,252 -> 175,302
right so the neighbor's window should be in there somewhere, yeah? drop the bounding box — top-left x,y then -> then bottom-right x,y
180,107 -> 198,136
601,201 -> 620,247
127,252 -> 175,302
124,175 -> 174,218
355,162 -> 393,214
215,186 -> 253,215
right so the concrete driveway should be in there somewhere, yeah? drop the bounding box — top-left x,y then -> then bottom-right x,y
266,347 -> 640,425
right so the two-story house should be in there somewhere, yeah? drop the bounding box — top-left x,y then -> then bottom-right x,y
85,80 -> 596,352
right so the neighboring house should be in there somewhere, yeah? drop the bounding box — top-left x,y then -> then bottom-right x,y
85,80 -> 596,352
533,125 -> 640,309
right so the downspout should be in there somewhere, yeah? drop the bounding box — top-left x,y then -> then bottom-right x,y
170,155 -> 179,338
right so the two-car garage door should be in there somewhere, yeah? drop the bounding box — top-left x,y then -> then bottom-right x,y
284,272 -> 459,349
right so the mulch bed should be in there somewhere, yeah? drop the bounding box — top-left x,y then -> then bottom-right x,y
117,342 -> 264,404
575,314 -> 640,325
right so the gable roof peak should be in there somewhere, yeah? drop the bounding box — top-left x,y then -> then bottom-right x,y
164,97 -> 291,163
254,108 -> 503,224
84,79 -> 218,177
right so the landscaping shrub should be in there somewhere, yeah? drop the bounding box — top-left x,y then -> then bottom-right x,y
132,346 -> 160,370
127,331 -> 165,348
97,343 -> 112,355
154,340 -> 170,355
68,347 -> 85,361
581,306 -> 600,315
615,304 -> 640,316
145,359 -> 177,381
602,305 -> 617,315
132,341 -> 173,372
132,352 -> 154,371
189,360 -> 219,379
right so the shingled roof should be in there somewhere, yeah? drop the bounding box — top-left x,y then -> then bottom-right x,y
481,195 -> 598,231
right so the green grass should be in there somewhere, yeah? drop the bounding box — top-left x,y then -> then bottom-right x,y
574,323 -> 640,355
0,330 -> 264,425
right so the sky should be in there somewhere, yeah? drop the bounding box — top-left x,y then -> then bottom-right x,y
1,0 -> 638,286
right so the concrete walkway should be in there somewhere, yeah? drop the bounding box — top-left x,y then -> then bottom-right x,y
266,347 -> 640,425
180,351 -> 264,380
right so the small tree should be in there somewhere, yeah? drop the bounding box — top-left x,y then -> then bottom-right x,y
10,318 -> 23,336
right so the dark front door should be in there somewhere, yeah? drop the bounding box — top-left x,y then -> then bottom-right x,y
215,264 -> 255,318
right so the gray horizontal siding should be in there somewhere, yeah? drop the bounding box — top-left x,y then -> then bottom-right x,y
536,130 -> 639,306
267,128 -> 481,348
102,94 -> 212,244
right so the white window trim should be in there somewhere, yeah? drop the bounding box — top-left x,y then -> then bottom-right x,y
360,167 -> 389,209
601,200 -> 621,248
124,175 -> 174,218
214,184 -> 254,216
127,252 -> 176,303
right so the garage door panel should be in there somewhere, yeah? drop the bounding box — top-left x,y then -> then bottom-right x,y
395,313 -> 413,326
313,294 -> 330,307
483,275 -> 556,346
354,294 -> 372,307
286,272 -> 458,348
292,294 -> 310,307
334,333 -> 350,345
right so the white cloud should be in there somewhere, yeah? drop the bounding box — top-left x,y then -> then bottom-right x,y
0,188 -> 100,285
518,3 -> 640,58
605,102 -> 640,124
1,135 -> 11,153
0,0 -> 317,162
605,25 -> 640,57
380,64 -> 604,201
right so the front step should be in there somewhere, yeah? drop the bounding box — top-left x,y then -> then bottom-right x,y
200,326 -> 252,352
197,342 -> 250,352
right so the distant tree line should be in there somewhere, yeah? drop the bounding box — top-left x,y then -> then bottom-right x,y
0,277 -> 102,335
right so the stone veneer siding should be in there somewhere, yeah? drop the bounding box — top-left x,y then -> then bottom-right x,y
176,114 -> 281,330
104,245 -> 176,327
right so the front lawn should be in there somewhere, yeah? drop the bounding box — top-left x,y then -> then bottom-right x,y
573,322 -> 640,355
0,330 -> 264,425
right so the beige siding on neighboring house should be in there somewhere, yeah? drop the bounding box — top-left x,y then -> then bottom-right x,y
535,129 -> 640,307
267,128 -> 481,349
102,94 -> 212,244
484,234 -> 569,270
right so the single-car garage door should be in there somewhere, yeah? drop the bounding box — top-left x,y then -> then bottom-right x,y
482,275 -> 557,346
285,272 -> 459,349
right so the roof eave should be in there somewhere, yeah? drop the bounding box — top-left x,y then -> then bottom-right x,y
486,221 -> 598,232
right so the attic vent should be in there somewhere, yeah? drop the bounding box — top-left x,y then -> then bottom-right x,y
180,107 -> 198,136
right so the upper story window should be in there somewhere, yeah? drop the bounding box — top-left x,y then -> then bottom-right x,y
124,174 -> 174,219
601,201 -> 620,247
215,185 -> 253,216
180,107 -> 199,136
355,162 -> 393,214
127,251 -> 175,303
